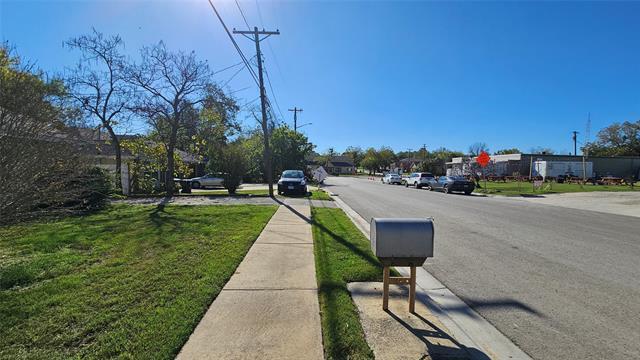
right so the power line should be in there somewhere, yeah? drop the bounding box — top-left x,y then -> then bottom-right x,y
263,64 -> 285,121
208,0 -> 280,123
213,60 -> 244,75
235,0 -> 251,30
206,0 -> 259,88
233,0 -> 283,123
222,66 -> 245,88
253,0 -> 286,83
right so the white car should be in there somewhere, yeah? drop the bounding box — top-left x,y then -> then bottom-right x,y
404,172 -> 435,189
382,173 -> 402,185
190,174 -> 224,189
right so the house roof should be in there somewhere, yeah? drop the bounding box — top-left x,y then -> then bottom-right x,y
328,161 -> 354,167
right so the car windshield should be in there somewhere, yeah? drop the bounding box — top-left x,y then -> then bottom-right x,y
282,170 -> 304,178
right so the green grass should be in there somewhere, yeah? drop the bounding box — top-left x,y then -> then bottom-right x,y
0,204 -> 276,359
475,181 -> 640,196
185,189 -> 270,197
311,207 -> 384,360
278,186 -> 334,201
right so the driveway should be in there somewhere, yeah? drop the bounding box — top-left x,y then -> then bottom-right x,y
325,176 -> 640,360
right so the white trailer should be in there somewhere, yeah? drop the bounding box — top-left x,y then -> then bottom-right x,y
532,160 -> 593,179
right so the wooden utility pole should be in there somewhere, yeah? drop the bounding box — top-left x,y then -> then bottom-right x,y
572,131 -> 579,156
234,27 -> 280,197
288,107 -> 303,132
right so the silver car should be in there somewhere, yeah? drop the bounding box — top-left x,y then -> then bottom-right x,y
190,173 -> 224,189
382,173 -> 402,185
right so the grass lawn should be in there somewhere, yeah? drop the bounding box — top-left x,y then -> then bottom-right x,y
0,204 -> 276,359
277,186 -> 334,201
475,181 -> 640,196
311,207 -> 384,360
185,189 -> 270,196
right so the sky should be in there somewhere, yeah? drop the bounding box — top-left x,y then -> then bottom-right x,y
2,0 -> 639,155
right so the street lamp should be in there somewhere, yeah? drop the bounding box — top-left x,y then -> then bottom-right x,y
296,122 -> 312,131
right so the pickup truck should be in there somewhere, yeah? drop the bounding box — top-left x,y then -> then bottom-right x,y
403,172 -> 435,189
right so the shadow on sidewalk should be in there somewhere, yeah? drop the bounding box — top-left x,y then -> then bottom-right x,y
385,309 -> 491,360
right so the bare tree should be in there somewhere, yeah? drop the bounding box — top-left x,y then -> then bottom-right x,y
65,29 -> 130,191
468,142 -> 489,156
127,42 -> 212,193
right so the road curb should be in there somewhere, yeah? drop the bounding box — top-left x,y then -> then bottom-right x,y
328,191 -> 532,360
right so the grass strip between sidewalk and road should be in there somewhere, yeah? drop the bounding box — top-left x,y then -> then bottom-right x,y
0,204 -> 276,359
311,207 -> 385,360
474,180 -> 640,196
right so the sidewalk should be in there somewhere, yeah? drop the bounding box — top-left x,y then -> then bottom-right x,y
176,205 -> 324,359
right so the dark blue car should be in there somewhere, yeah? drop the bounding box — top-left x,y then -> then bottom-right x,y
428,176 -> 475,195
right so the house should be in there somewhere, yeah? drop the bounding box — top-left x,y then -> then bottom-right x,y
391,158 -> 423,173
326,156 -> 356,175
75,128 -> 202,194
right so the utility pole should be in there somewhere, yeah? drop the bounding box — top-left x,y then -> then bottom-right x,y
234,27 -> 280,197
572,131 -> 579,156
288,107 -> 303,132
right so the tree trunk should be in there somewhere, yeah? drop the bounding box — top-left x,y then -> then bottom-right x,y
165,124 -> 179,195
166,143 -> 175,195
105,126 -> 122,193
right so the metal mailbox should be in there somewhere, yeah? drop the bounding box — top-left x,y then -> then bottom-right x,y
370,218 -> 434,266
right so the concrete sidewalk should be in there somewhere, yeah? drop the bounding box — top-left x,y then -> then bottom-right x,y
177,205 -> 324,359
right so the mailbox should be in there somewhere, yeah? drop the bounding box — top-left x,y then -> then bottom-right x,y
370,218 -> 434,266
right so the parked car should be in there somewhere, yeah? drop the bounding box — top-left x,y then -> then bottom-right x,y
428,176 -> 475,195
277,170 -> 307,195
404,172 -> 435,189
382,173 -> 402,185
190,173 -> 224,189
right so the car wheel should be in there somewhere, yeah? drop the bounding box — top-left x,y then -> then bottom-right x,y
405,182 -> 409,187
416,183 -> 421,189
426,185 -> 432,191
464,190 -> 472,195
443,185 -> 450,194
192,181 -> 201,189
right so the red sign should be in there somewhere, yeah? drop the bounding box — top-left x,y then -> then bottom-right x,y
476,151 -> 491,168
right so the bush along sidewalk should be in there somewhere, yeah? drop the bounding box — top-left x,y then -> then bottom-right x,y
311,207 -> 385,359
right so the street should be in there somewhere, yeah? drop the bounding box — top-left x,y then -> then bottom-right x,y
325,176 -> 640,360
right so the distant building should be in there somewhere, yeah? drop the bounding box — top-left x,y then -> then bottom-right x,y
446,153 -> 640,179
325,156 -> 356,175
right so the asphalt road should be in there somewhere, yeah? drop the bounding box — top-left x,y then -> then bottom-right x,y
325,176 -> 640,360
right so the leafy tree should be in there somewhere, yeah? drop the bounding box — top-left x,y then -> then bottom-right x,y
228,125 -> 314,183
529,146 -> 555,155
343,146 -> 364,167
377,146 -> 396,171
127,42 -> 212,194
468,142 -> 489,156
361,148 -> 379,174
431,147 -> 464,161
65,29 -> 131,192
270,125 -> 314,176
177,84 -> 239,165
219,141 -> 247,194
583,120 -> 640,156
121,137 -> 191,194
494,148 -> 521,155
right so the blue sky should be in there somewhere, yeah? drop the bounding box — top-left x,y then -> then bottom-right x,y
2,0 -> 639,155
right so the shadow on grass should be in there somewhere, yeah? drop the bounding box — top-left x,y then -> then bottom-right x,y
274,198 -> 380,269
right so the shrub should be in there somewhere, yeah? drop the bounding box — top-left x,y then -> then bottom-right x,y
219,142 -> 247,194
